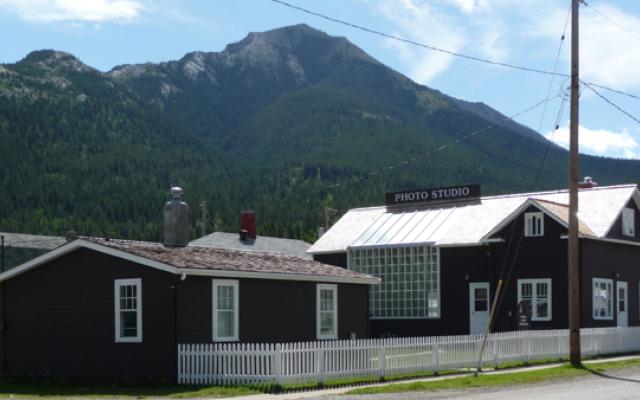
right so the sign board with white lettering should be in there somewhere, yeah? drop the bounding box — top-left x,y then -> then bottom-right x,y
385,184 -> 481,206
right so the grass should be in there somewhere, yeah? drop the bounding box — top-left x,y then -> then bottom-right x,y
346,357 -> 640,395
0,377 -> 265,399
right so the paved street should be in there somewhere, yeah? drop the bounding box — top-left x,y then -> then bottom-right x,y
309,365 -> 640,400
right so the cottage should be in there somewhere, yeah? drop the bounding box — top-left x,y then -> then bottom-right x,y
0,188 -> 377,382
308,182 -> 640,337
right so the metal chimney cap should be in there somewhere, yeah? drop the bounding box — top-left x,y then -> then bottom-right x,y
170,187 -> 183,199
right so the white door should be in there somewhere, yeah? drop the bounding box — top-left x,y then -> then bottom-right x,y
469,282 -> 490,335
617,281 -> 628,328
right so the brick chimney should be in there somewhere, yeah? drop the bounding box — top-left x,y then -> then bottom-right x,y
164,187 -> 189,247
239,211 -> 256,241
579,176 -> 598,189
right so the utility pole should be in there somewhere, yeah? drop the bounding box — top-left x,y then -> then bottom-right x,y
568,0 -> 582,367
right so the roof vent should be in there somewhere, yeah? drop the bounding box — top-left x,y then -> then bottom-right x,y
579,176 -> 598,189
164,187 -> 189,247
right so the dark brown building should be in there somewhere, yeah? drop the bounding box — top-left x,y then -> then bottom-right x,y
0,237 -> 377,382
309,184 -> 640,338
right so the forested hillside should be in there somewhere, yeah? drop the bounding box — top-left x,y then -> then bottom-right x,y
1,25 -> 639,243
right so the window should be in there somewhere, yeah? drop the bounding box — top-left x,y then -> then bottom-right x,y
524,212 -> 544,237
593,278 -> 613,320
114,278 -> 142,342
317,284 -> 338,340
622,207 -> 635,237
212,279 -> 239,342
517,279 -> 552,321
348,245 -> 439,319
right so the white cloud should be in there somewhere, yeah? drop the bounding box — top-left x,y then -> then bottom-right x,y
377,0 -> 466,84
0,0 -> 144,22
531,2 -> 640,91
545,125 -> 640,159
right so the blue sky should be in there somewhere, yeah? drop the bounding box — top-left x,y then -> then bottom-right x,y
1,0 -> 639,159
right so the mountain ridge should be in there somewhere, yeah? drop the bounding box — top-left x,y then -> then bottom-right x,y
1,24 -> 638,242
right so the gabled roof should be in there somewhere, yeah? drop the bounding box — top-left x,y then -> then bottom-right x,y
189,232 -> 311,259
308,184 -> 639,253
0,238 -> 379,285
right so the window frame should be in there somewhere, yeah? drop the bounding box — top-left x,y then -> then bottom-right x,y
212,279 -> 239,342
517,278 -> 552,321
622,207 -> 635,237
524,212 -> 544,237
316,283 -> 338,340
593,277 -> 614,320
347,245 -> 440,320
114,278 -> 142,343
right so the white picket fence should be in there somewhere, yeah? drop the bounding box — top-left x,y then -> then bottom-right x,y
177,327 -> 640,385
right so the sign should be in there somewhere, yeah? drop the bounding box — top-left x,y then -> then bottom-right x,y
385,184 -> 480,206
517,301 -> 532,331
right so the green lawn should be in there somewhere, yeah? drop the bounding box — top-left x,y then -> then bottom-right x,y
346,358 -> 640,395
0,377 -> 265,399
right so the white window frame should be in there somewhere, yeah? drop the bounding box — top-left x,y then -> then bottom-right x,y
622,207 -> 635,237
517,278 -> 552,321
524,212 -> 544,237
593,278 -> 613,320
114,278 -> 142,343
316,284 -> 338,340
212,279 -> 239,342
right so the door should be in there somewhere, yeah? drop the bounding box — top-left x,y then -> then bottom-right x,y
469,282 -> 490,335
617,281 -> 628,327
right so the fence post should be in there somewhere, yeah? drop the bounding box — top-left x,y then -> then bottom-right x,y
379,346 -> 386,379
433,341 -> 440,373
273,344 -> 282,386
316,348 -> 325,385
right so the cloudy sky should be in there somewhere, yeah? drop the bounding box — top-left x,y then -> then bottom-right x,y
1,0 -> 639,159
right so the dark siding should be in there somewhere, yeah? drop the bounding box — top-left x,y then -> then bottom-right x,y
490,208 -> 569,332
177,277 -> 369,343
606,199 -> 640,242
313,253 -> 347,268
3,248 -> 177,382
581,239 -> 640,328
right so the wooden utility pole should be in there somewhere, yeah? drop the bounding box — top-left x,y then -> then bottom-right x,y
568,0 -> 582,367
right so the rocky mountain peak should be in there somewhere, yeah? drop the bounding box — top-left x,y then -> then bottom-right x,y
18,50 -> 96,74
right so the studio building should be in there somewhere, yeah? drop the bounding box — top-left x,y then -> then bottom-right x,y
308,181 -> 640,337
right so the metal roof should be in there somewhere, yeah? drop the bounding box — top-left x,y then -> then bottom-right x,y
308,184 -> 639,253
189,232 -> 312,259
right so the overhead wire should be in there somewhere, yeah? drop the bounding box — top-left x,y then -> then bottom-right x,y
582,82 -> 640,125
268,0 -> 640,102
327,95 -> 558,189
580,0 -> 640,42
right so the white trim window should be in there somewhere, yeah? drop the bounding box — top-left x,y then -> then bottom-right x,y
317,284 -> 338,340
593,278 -> 613,320
212,279 -> 239,342
114,278 -> 142,342
622,207 -> 635,237
524,212 -> 544,237
517,279 -> 552,321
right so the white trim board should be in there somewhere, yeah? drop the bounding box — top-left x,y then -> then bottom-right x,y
0,239 -> 380,285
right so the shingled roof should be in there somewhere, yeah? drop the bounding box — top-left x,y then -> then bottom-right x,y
0,237 -> 379,285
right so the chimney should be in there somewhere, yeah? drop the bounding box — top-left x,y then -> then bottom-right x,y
164,187 -> 189,247
579,176 -> 598,189
240,211 -> 256,240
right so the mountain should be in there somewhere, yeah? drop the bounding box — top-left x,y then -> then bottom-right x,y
1,25 -> 639,242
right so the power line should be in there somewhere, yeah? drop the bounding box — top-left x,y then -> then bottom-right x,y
580,0 -> 640,42
583,82 -> 640,125
269,0 -> 640,101
269,0 -> 565,78
328,95 -> 557,189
